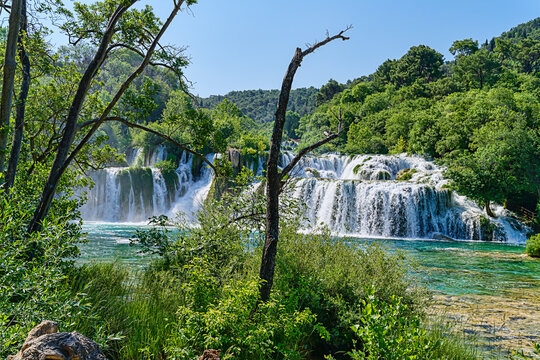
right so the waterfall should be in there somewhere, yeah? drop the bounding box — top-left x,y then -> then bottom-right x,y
284,153 -> 528,243
81,147 -> 214,223
81,147 -> 529,243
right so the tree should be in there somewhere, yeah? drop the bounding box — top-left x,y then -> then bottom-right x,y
446,121 -> 540,217
5,0 -> 30,191
391,45 -> 444,86
449,38 -> 479,57
283,110 -> 300,137
453,49 -> 500,89
27,0 -> 201,234
0,0 -> 23,172
259,28 -> 350,302
315,79 -> 345,105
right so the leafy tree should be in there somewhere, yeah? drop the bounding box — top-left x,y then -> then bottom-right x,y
28,0 -> 200,233
447,121 -> 539,216
316,79 -> 345,105
449,38 -> 479,57
391,45 -> 444,86
453,49 -> 501,89
284,110 -> 300,137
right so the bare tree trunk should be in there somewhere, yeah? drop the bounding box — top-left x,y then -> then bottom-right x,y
5,0 -> 29,191
0,0 -> 23,173
259,29 -> 350,302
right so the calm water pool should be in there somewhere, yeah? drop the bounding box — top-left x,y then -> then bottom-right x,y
80,222 -> 540,297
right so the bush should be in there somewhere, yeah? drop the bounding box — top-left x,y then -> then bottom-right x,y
347,288 -> 440,359
526,234 -> 540,257
166,258 -> 319,360
0,172 -> 100,358
266,225 -> 426,352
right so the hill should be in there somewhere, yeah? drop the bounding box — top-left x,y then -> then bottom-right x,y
500,17 -> 540,41
199,87 -> 318,124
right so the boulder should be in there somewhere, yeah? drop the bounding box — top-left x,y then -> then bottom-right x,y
8,320 -> 106,360
198,349 -> 221,360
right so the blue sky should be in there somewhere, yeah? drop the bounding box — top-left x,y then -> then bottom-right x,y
65,1 -> 540,97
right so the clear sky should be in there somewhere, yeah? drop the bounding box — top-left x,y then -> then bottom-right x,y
63,1 -> 540,97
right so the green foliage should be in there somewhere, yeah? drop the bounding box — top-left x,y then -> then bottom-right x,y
501,17 -> 540,42
450,38 -> 479,57
0,164 -> 101,358
317,79 -> 346,105
200,87 -> 318,124
526,234 -> 540,257
166,258 -> 317,360
347,287 -> 440,359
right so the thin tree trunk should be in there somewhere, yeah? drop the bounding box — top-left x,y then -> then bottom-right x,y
0,0 -> 23,173
485,200 -> 495,218
259,30 -> 350,302
5,0 -> 29,191
27,4 -> 131,234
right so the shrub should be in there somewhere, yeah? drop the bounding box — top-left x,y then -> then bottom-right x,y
526,234 -> 540,257
166,258 -> 319,360
0,173 -> 100,358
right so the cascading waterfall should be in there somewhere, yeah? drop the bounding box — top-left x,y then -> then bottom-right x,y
282,152 -> 528,243
81,146 -> 215,222
81,146 -> 529,243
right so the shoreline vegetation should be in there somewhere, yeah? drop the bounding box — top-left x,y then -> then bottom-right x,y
0,1 -> 539,358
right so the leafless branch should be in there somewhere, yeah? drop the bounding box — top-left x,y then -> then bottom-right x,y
100,116 -> 217,174
280,106 -> 344,180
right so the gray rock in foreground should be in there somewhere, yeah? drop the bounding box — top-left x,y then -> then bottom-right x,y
8,320 -> 106,360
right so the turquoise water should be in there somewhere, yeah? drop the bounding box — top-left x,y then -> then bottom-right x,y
80,223 -> 540,296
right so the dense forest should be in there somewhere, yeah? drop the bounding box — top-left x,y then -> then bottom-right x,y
199,87 -> 318,125
0,1 -> 539,359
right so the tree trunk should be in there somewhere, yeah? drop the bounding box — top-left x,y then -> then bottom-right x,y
27,1 -> 186,234
27,4 -> 131,234
485,200 -> 495,218
259,30 -> 350,302
5,0 -> 29,192
0,0 -> 23,173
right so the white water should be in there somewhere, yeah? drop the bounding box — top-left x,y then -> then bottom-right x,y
81,148 -> 529,243
280,152 -> 528,243
81,146 -> 214,222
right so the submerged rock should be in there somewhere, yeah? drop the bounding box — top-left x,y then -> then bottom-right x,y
8,320 -> 106,360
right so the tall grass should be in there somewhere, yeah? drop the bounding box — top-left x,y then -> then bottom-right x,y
68,231 -> 484,359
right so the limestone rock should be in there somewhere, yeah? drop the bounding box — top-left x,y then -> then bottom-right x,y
227,148 -> 241,169
8,321 -> 106,360
198,349 -> 221,360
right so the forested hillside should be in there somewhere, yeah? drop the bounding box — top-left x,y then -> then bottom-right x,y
501,16 -> 540,41
199,87 -> 318,124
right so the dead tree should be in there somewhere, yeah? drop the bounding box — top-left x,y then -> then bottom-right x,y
259,28 -> 350,302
